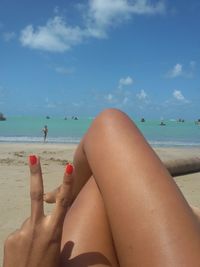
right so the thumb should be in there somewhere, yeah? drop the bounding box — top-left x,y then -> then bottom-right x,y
43,186 -> 61,203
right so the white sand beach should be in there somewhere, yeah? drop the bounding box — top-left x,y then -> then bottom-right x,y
0,143 -> 200,264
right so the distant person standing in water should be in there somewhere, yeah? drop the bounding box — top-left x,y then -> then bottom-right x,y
42,125 -> 48,142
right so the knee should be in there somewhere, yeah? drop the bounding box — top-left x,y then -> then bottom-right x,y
94,108 -> 135,131
99,108 -> 125,120
83,108 -> 140,156
85,108 -> 137,145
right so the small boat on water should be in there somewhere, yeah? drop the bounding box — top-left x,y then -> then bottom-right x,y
195,119 -> 200,125
160,121 -> 166,126
177,118 -> 185,123
0,112 -> 6,121
72,116 -> 78,120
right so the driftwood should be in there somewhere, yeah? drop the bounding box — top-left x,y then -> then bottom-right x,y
163,157 -> 200,177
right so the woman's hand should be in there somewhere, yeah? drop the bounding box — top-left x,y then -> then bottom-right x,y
3,155 -> 74,267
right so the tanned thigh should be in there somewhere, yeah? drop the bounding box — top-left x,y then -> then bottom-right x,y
60,177 -> 119,267
81,109 -> 200,267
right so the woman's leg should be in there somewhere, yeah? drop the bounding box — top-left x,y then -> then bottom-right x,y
60,177 -> 119,267
70,108 -> 200,267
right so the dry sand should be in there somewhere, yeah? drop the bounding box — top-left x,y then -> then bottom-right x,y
0,143 -> 200,264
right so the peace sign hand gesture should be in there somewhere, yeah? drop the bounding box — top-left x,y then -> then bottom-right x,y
3,155 -> 74,267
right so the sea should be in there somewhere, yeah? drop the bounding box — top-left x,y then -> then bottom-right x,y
0,116 -> 200,147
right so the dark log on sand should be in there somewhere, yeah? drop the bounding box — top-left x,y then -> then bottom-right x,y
164,157 -> 200,177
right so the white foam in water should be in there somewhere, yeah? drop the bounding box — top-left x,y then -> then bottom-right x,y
0,136 -> 81,144
149,140 -> 200,147
0,136 -> 200,147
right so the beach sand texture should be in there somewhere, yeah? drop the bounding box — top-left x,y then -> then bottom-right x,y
0,143 -> 200,264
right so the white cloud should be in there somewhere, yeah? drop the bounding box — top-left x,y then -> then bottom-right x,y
105,93 -> 116,103
55,66 -> 74,75
173,90 -> 184,100
137,89 -> 147,100
173,90 -> 189,103
166,62 -> 196,79
45,97 -> 57,108
119,76 -> 133,88
20,0 -> 166,52
54,6 -> 59,14
122,96 -> 129,104
190,60 -> 196,69
72,102 -> 83,107
86,0 -> 131,36
2,31 -> 16,42
20,17 -> 84,52
106,93 -> 113,101
104,86 -> 132,106
167,63 -> 183,78
87,0 -> 165,37
186,61 -> 196,78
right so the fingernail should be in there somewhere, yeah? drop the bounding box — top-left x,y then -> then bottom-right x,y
66,163 -> 73,175
29,155 -> 37,165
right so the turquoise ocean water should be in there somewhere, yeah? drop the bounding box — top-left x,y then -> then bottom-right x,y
0,116 -> 200,147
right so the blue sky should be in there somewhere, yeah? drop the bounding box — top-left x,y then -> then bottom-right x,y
0,0 -> 200,119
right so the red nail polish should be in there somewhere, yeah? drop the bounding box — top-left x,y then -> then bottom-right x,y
29,155 -> 37,165
66,164 -> 73,175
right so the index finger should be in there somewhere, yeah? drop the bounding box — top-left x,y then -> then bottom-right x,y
51,164 -> 74,224
29,155 -> 44,223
